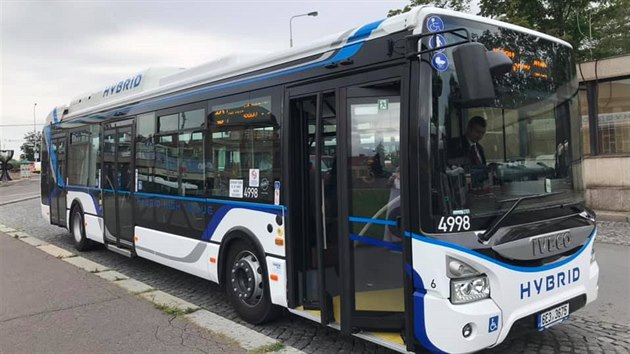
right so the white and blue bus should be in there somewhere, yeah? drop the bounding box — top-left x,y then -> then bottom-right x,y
40,7 -> 599,353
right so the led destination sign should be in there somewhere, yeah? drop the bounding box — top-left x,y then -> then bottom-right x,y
210,96 -> 274,127
492,48 -> 550,79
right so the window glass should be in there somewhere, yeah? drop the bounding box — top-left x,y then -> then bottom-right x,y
579,87 -> 591,155
154,133 -> 179,195
136,113 -> 157,193
179,130 -> 205,196
181,109 -> 205,130
68,129 -> 91,186
348,94 -> 401,238
89,125 -> 101,187
597,78 -> 630,154
158,113 -> 178,132
208,95 -> 279,202
427,14 -> 583,232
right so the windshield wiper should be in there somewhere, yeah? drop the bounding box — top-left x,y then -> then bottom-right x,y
478,191 -> 565,244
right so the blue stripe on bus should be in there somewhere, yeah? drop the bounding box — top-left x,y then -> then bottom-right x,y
403,264 -> 446,353
347,19 -> 384,42
406,229 -> 595,273
134,191 -> 287,211
350,233 -> 401,252
348,216 -> 397,226
74,19 -> 384,124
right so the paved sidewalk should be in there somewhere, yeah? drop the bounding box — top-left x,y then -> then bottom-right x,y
0,233 -> 245,354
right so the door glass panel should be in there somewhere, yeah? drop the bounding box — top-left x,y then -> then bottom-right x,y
118,129 -> 133,191
347,83 -> 403,313
291,93 -> 339,314
103,130 -> 117,238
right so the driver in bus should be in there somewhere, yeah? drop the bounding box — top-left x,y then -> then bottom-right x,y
448,116 -> 487,167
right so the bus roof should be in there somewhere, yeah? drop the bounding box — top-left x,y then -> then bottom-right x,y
46,6 -> 571,125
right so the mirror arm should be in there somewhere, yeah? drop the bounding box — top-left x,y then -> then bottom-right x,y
404,27 -> 471,59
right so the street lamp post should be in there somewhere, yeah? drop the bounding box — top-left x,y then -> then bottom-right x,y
33,103 -> 38,162
290,11 -> 318,48
33,103 -> 37,133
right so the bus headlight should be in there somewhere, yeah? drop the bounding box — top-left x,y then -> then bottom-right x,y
451,275 -> 490,304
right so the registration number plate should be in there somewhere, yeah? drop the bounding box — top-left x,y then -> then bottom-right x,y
537,303 -> 569,330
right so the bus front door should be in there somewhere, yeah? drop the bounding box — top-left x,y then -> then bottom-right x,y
102,122 -> 135,248
338,79 -> 406,334
288,91 -> 338,326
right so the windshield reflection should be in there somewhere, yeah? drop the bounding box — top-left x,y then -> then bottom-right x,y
427,15 -> 584,230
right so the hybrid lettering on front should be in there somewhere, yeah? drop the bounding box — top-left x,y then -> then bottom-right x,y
520,267 -> 581,299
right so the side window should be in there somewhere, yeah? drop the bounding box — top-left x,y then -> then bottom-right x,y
136,112 -> 157,193
53,133 -> 66,184
208,93 -> 280,203
153,107 -> 205,196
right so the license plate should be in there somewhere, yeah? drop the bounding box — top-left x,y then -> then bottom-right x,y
537,303 -> 569,330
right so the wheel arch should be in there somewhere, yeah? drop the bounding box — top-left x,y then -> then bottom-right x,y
69,198 -> 84,225
217,226 -> 267,287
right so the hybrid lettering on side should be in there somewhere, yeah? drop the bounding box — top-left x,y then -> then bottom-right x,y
532,231 -> 572,257
520,267 -> 580,299
103,74 -> 143,98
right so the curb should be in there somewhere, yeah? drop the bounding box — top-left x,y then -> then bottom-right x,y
0,225 -> 306,354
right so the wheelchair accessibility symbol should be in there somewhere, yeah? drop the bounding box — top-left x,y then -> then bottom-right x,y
426,16 -> 444,32
488,315 -> 499,333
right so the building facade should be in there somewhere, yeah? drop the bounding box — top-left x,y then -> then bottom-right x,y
578,55 -> 630,221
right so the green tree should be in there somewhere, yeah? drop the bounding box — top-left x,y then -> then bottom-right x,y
388,0 -> 471,17
390,0 -> 630,60
479,0 -> 629,61
20,131 -> 42,161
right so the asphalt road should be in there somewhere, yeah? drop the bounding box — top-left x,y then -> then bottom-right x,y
0,192 -> 628,353
0,176 -> 41,205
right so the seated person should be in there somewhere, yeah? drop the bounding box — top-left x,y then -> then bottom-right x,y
448,116 -> 487,167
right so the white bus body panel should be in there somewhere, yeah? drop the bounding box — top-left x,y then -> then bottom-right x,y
134,226 -> 212,281
207,208 -> 285,258
41,202 -> 49,221
266,256 -> 288,307
410,231 -> 598,354
84,214 -> 104,244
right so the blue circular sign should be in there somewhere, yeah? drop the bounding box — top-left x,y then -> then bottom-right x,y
429,34 -> 447,51
426,16 -> 444,33
431,53 -> 449,72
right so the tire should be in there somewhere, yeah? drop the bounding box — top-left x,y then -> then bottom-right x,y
71,208 -> 91,251
224,239 -> 280,324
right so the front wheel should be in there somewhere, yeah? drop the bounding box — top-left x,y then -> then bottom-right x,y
224,240 -> 280,324
71,208 -> 92,251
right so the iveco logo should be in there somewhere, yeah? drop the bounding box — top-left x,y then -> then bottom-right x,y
532,231 -> 572,257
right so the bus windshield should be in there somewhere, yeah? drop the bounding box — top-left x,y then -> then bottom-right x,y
428,16 -> 584,232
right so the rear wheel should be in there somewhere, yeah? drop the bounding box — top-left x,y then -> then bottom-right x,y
71,208 -> 91,251
225,240 -> 280,324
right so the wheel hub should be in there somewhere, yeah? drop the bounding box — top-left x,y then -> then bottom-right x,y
231,251 -> 263,306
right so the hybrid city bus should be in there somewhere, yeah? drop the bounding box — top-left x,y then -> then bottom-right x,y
41,7 -> 599,353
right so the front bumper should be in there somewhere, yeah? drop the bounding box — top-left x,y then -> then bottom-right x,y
411,233 -> 599,353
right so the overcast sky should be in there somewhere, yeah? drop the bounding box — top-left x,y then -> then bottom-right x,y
1,0 -> 418,154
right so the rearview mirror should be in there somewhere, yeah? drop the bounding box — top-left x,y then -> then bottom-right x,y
452,42 -> 513,106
